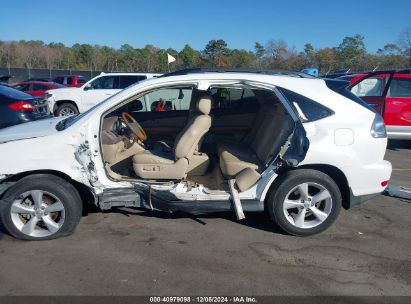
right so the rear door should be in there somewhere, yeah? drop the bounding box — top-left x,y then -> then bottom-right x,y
385,75 -> 411,128
348,71 -> 394,116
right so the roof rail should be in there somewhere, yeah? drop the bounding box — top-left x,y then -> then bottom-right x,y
159,68 -> 316,79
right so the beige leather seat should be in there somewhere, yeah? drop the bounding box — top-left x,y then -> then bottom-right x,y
133,95 -> 213,179
219,102 -> 294,178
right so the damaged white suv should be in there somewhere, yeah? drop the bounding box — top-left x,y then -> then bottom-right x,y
0,69 -> 392,240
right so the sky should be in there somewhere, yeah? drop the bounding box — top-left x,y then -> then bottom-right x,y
1,0 -> 410,53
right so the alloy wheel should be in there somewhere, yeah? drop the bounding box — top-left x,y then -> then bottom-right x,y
10,190 -> 66,238
282,182 -> 332,229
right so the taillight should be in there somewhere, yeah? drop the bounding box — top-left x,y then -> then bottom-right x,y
9,101 -> 35,111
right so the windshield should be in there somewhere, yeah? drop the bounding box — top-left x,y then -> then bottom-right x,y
53,82 -> 66,88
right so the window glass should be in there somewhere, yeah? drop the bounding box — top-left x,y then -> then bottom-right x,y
67,77 -> 73,85
350,77 -> 383,97
77,77 -> 86,84
279,88 -> 334,122
32,84 -> 47,91
53,83 -> 66,88
388,78 -> 411,97
210,88 -> 258,110
14,84 -> 30,92
0,85 -> 32,99
146,88 -> 193,111
53,77 -> 64,84
119,75 -> 146,89
89,76 -> 117,90
109,87 -> 193,116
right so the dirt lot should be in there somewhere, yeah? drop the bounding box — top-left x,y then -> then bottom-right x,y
0,141 -> 410,296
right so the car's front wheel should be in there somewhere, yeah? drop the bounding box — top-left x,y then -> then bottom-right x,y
267,169 -> 342,236
55,103 -> 79,116
0,175 -> 82,240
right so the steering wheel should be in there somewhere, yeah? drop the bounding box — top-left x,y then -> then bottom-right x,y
121,112 -> 147,142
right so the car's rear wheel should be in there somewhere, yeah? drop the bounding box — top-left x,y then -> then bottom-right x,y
267,169 -> 342,236
55,103 -> 78,116
0,175 -> 82,240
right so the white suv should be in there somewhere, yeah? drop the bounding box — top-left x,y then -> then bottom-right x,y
0,69 -> 392,240
46,72 -> 161,116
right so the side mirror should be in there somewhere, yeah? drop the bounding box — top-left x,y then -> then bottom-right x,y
83,84 -> 91,91
129,100 -> 143,112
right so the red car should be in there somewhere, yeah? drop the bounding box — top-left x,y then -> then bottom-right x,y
12,81 -> 66,98
52,75 -> 87,88
339,71 -> 411,140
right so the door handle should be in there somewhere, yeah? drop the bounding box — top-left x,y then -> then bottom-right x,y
105,93 -> 113,96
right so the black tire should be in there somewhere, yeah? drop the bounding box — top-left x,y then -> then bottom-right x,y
0,174 -> 82,241
267,169 -> 342,236
55,103 -> 78,117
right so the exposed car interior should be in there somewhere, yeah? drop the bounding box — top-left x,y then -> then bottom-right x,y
100,85 -> 295,193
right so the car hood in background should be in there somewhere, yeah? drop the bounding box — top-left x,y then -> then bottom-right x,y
48,87 -> 80,94
0,117 -> 65,143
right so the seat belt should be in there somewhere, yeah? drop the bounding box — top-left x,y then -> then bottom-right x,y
228,179 -> 245,220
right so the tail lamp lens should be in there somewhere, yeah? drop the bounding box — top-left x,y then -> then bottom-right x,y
9,101 -> 35,111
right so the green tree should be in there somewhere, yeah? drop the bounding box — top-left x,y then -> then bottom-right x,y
179,44 -> 198,68
337,34 -> 366,69
304,43 -> 316,66
204,39 -> 229,66
229,49 -> 257,68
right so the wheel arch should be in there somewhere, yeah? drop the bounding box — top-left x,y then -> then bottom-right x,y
0,170 -> 96,207
53,100 -> 79,114
280,164 -> 351,209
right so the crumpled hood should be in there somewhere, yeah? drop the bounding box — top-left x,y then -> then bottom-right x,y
0,117 -> 65,143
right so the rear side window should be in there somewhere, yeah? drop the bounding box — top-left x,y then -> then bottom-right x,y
278,88 -> 334,122
32,84 -> 48,91
77,77 -> 86,84
388,78 -> 411,97
54,77 -> 64,84
118,75 -> 147,89
210,88 -> 259,111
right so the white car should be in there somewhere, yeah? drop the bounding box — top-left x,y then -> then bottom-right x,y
0,69 -> 392,240
46,72 -> 161,116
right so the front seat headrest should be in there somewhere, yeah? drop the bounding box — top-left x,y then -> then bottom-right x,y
197,95 -> 212,115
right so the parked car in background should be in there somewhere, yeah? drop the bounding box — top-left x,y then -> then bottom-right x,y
0,69 -> 391,240
52,75 -> 87,88
12,81 -> 66,98
322,69 -> 354,79
46,72 -> 161,116
301,68 -> 318,77
0,75 -> 13,84
22,77 -> 52,83
0,84 -> 50,129
340,71 -> 411,140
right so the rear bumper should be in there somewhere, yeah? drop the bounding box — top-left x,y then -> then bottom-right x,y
343,160 -> 392,197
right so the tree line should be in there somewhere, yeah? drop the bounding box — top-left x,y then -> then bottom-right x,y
0,28 -> 410,75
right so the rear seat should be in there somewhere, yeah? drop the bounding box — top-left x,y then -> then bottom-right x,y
219,102 -> 294,178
